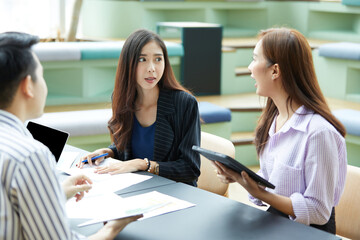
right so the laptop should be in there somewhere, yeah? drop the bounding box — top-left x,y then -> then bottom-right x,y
26,121 -> 69,162
192,145 -> 275,189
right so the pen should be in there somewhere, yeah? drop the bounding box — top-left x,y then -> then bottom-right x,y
82,153 -> 109,163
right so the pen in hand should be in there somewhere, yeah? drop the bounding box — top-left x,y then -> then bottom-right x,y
82,153 -> 109,163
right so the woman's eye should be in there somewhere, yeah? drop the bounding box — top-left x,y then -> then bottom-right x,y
156,57 -> 162,62
139,57 -> 146,62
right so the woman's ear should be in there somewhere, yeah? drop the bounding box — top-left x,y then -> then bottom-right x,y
272,63 -> 281,80
20,75 -> 34,98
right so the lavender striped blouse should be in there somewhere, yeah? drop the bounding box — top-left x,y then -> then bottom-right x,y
250,106 -> 347,226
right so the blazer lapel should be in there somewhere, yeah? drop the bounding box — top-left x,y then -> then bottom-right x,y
154,90 -> 175,161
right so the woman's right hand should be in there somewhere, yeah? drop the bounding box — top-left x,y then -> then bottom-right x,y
77,148 -> 113,168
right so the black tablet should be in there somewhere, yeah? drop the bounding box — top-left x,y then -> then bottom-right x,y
27,121 -> 69,162
192,145 -> 275,189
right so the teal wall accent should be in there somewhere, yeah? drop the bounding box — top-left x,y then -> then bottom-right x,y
343,0 -> 360,6
67,134 -> 111,152
313,50 -> 348,100
82,1 -> 145,39
314,49 -> 360,102
42,56 -> 181,106
201,122 -> 232,139
82,1 -> 268,39
345,135 -> 360,167
231,112 -> 260,132
221,48 -> 254,95
267,2 -> 309,34
42,59 -> 117,105
346,68 -> 360,102
81,1 -> 360,42
235,144 -> 258,167
223,75 -> 254,95
307,2 -> 360,42
221,51 -> 238,95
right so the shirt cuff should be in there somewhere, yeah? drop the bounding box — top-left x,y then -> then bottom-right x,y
249,194 -> 267,207
290,192 -> 310,225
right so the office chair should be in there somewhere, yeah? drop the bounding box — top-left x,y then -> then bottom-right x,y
335,165 -> 360,240
197,131 -> 235,196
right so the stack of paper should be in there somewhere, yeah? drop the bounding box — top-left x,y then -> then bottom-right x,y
64,168 -> 152,196
73,191 -> 196,227
60,152 -> 196,226
58,151 -> 80,169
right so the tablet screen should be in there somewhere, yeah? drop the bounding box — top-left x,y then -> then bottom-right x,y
27,121 -> 69,162
192,145 -> 275,189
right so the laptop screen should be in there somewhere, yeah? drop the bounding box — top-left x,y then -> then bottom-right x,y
26,121 -> 69,162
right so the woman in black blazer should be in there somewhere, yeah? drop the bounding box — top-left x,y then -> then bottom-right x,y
78,29 -> 201,186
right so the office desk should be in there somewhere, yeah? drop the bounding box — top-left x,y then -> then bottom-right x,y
70,182 -> 340,240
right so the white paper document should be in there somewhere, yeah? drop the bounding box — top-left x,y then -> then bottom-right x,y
57,151 -> 79,170
57,151 -> 117,170
66,192 -> 125,219
130,191 -> 196,220
73,191 -> 196,227
64,168 -> 152,196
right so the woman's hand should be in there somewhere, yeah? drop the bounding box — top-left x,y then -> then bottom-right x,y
62,174 -> 93,201
212,161 -> 238,184
214,161 -> 266,199
215,162 -> 295,217
77,148 -> 113,168
94,158 -> 145,175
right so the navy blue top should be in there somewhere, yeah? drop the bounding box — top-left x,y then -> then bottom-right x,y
131,116 -> 155,160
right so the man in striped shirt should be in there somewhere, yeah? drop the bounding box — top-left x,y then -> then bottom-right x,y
0,32 -> 140,239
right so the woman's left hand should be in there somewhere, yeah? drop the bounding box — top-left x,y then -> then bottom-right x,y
94,159 -> 140,175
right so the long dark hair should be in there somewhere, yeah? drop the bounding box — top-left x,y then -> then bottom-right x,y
108,29 -> 190,151
255,28 -> 346,156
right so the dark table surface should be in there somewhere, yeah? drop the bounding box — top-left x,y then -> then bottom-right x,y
70,182 -> 340,240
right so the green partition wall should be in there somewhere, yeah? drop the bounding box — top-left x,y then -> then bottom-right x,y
42,56 -> 181,106
81,1 -> 360,42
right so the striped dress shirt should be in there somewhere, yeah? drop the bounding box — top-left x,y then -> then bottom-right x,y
0,110 -> 84,239
250,106 -> 347,226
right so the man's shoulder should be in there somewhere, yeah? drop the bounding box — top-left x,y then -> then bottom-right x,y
0,128 -> 50,163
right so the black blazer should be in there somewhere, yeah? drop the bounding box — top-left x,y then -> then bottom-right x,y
109,89 -> 201,186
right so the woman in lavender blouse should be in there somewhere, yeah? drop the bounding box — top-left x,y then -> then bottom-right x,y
214,28 -> 347,234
